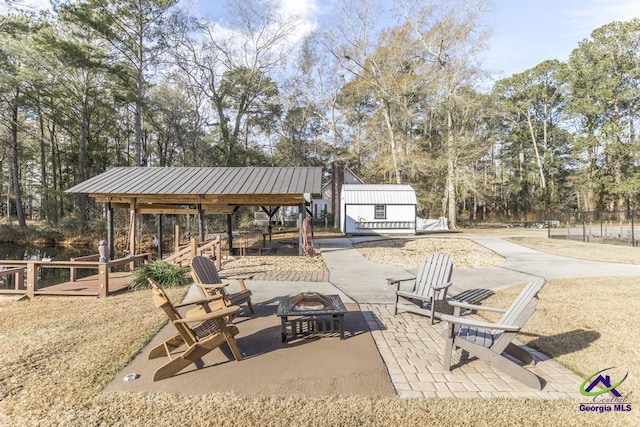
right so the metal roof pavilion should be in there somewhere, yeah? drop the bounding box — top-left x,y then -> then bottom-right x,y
66,166 -> 323,257
66,166 -> 323,213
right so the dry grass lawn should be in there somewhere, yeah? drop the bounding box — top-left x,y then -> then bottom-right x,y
507,236 -> 640,264
0,232 -> 638,426
221,253 -> 326,275
353,237 -> 505,268
480,278 -> 640,393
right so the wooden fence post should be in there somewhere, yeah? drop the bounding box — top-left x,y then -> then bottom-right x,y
99,262 -> 109,298
190,238 -> 197,259
70,257 -> 77,282
26,262 -> 37,299
14,268 -> 25,290
216,236 -> 222,271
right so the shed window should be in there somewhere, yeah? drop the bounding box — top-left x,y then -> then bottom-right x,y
374,204 -> 386,219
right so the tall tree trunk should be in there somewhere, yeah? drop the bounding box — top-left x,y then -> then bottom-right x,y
49,121 -> 59,225
11,88 -> 27,229
37,103 -> 49,222
77,86 -> 89,227
613,101 -> 625,213
135,0 -> 144,167
446,109 -> 457,229
526,110 -> 546,189
56,131 -> 65,220
382,99 -> 402,184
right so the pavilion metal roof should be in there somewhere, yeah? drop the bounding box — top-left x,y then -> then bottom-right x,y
66,167 -> 323,212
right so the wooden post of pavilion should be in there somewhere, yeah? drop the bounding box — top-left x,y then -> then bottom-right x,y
197,204 -> 205,242
156,214 -> 163,259
226,213 -> 232,255
174,220 -> 180,254
129,198 -> 136,270
106,201 -> 114,260
298,203 -> 305,255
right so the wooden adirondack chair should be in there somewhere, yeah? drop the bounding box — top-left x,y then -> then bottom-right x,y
147,278 -> 243,381
190,256 -> 255,315
391,253 -> 453,324
441,278 -> 546,389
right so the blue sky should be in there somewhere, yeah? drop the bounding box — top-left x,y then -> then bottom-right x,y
15,0 -> 640,82
483,0 -> 640,80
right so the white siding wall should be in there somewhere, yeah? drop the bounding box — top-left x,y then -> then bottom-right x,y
343,204 -> 416,234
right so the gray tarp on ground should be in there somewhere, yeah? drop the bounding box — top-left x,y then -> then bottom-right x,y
417,217 -> 448,231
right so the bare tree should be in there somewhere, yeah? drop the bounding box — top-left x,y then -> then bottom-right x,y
167,0 -> 300,166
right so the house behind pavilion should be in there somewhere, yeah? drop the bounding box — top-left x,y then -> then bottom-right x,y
310,167 -> 363,219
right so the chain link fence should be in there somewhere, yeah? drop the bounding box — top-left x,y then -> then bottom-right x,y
546,211 -> 638,247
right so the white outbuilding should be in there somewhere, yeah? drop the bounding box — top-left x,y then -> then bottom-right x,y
340,184 -> 417,235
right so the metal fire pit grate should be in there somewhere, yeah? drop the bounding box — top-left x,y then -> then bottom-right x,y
277,292 -> 347,342
287,292 -> 338,312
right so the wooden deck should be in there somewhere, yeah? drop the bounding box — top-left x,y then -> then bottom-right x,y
31,272 -> 134,297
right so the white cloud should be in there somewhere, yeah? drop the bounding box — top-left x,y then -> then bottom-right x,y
570,0 -> 640,21
568,0 -> 640,38
280,0 -> 318,20
277,0 -> 318,42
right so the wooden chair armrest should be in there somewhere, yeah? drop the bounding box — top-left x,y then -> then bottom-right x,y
225,275 -> 253,291
431,281 -> 453,290
440,314 -> 521,332
389,277 -> 415,291
175,305 -> 240,323
389,277 -> 415,285
173,295 -> 223,308
198,283 -> 228,291
446,300 -> 507,313
226,274 -> 254,280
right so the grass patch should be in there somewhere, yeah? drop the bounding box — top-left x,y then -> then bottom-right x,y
506,236 -> 640,265
353,238 -> 504,268
478,277 -> 639,394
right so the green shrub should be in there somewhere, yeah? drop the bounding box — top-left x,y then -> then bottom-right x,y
129,260 -> 190,290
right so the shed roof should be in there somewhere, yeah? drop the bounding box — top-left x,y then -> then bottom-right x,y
66,167 -> 322,213
342,184 -> 417,205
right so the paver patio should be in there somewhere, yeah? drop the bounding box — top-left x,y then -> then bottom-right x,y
361,303 -> 583,399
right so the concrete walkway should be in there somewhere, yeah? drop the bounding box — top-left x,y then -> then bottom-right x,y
451,235 -> 640,293
318,238 -> 407,303
318,234 -> 640,399
320,235 -> 640,300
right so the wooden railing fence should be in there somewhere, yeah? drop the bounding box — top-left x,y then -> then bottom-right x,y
165,236 -> 223,270
0,253 -> 150,299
